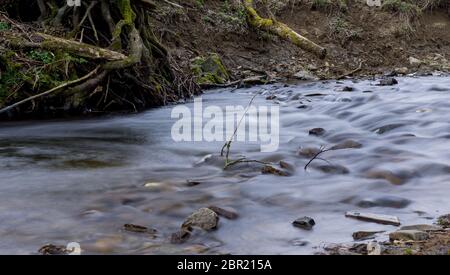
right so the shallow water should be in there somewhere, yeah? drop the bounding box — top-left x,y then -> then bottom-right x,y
0,76 -> 449,254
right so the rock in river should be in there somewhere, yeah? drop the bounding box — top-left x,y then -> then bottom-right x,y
330,140 -> 362,150
293,217 -> 316,230
182,208 -> 219,231
208,206 -> 239,220
309,128 -> 326,136
389,230 -> 429,242
352,231 -> 385,241
377,78 -> 398,86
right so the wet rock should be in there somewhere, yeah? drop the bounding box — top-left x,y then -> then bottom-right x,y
170,229 -> 192,244
357,196 -> 411,209
353,231 -> 385,241
186,180 -> 201,187
400,224 -> 442,231
266,95 -> 277,100
330,140 -> 362,150
293,216 -> 315,230
290,238 -> 309,246
437,214 -> 450,228
123,224 -> 157,234
389,230 -> 429,242
316,164 -> 349,175
378,78 -> 398,86
39,244 -> 70,255
342,86 -> 354,92
182,208 -> 219,231
365,170 -> 407,185
374,123 -> 404,134
298,147 -> 321,158
261,165 -> 288,176
309,128 -> 326,136
345,211 -> 401,226
208,206 -> 239,220
279,160 -> 295,173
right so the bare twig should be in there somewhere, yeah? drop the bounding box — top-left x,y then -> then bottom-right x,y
304,146 -> 332,171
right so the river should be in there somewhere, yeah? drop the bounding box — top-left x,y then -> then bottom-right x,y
0,76 -> 449,254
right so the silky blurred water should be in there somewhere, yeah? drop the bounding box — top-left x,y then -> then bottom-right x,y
0,76 -> 449,254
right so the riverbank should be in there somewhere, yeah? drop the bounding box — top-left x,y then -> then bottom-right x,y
1,0 -> 450,119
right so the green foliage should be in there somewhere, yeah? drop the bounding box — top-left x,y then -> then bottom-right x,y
382,0 -> 422,18
0,21 -> 10,31
27,50 -> 55,64
310,0 -> 348,12
196,0 -> 205,8
403,248 -> 413,255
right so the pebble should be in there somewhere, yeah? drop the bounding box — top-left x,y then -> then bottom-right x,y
378,78 -> 398,86
309,128 -> 326,136
208,206 -> 239,220
182,208 -> 219,231
316,164 -> 349,175
330,140 -> 362,150
293,216 -> 316,230
352,231 -> 385,241
123,224 -> 157,234
261,165 -> 289,176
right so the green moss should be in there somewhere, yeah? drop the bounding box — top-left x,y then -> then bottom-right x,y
403,248 -> 413,255
191,53 -> 229,85
383,0 -> 422,18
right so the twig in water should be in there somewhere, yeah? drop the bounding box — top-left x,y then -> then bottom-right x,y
220,92 -> 259,166
304,146 -> 332,171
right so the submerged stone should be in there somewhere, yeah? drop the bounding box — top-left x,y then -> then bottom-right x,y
293,216 -> 316,230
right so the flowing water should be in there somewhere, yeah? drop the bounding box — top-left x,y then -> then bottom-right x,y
0,76 -> 449,254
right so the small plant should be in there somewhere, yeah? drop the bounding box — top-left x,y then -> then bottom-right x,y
383,0 -> 422,18
0,21 -> 10,31
27,50 -> 55,64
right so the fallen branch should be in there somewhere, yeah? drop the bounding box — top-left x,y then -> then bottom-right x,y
0,66 -> 101,115
243,0 -> 326,58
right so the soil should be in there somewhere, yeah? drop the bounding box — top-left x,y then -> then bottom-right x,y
152,1 -> 450,80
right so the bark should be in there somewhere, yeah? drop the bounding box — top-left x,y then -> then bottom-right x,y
243,0 -> 326,59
